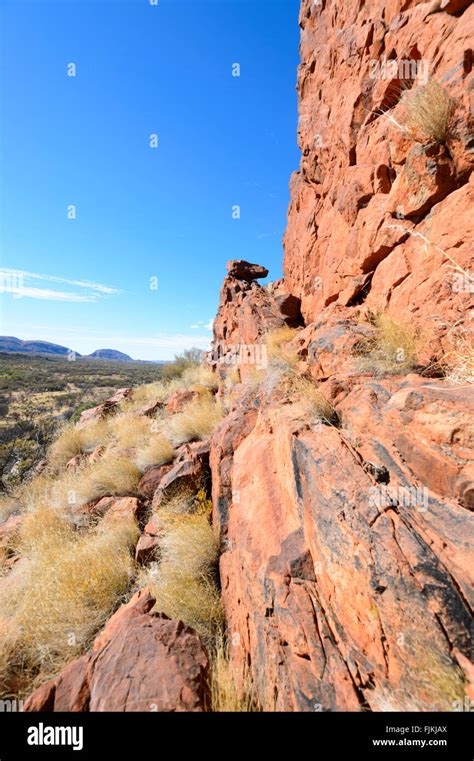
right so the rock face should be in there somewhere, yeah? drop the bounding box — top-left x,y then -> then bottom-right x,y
24,590 -> 209,712
211,377 -> 474,711
282,0 -> 473,357
206,0 -> 473,712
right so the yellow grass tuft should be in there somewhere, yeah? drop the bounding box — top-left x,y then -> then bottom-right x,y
209,636 -> 258,712
123,379 -> 180,410
181,365 -> 219,391
138,490 -> 222,643
78,419 -> 111,452
266,326 -> 298,368
47,425 -> 84,468
134,434 -> 175,472
48,420 -> 111,469
356,312 -> 421,375
442,328 -> 474,385
107,412 -> 153,449
17,454 -> 141,514
74,456 -> 141,504
401,78 -> 452,143
166,394 -> 224,446
290,376 -> 336,423
0,506 -> 137,695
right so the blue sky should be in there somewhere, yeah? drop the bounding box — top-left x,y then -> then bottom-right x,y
0,0 -> 300,360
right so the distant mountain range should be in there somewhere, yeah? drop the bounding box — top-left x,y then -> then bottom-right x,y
0,336 -> 153,362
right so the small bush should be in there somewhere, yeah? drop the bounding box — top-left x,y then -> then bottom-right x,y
162,348 -> 206,381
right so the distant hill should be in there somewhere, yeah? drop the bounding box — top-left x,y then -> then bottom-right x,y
0,337 -> 137,362
87,349 -> 133,362
0,336 -> 79,358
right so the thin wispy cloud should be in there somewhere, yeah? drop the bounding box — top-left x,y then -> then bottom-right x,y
190,319 -> 214,331
0,269 -> 121,302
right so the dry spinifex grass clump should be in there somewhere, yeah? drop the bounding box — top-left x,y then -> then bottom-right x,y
356,312 -> 422,375
0,506 -> 138,696
138,489 -> 223,644
266,325 -> 299,368
17,454 -> 141,514
47,419 -> 110,469
166,393 -> 224,446
441,326 -> 474,385
401,78 -> 452,144
289,376 -> 337,424
209,635 -> 258,712
134,434 -> 175,472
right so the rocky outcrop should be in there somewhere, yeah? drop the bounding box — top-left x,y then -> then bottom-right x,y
282,0 -> 473,357
206,0 -> 473,712
24,590 -> 209,712
209,262 -> 302,379
76,400 -> 118,429
210,374 -> 473,711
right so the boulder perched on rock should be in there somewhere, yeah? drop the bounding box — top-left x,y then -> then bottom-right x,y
209,264 -> 302,379
24,589 -> 209,712
226,260 -> 269,281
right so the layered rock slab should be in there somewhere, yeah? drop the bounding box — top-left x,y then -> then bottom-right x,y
211,381 -> 473,711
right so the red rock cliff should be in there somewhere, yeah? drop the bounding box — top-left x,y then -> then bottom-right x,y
283,0 -> 472,348
209,0 -> 473,711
